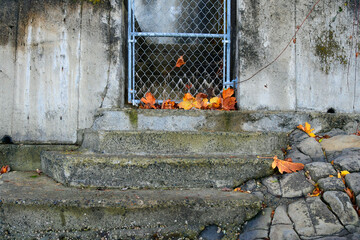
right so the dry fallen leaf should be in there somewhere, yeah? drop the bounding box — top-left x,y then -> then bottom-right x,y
340,170 -> 350,177
175,56 -> 185,68
308,184 -> 322,197
178,93 -> 196,110
345,187 -> 355,203
194,93 -> 209,109
161,99 -> 176,109
0,165 -> 10,174
297,122 -> 316,138
140,92 -> 156,109
271,156 -> 304,174
209,97 -> 221,109
234,187 -> 250,193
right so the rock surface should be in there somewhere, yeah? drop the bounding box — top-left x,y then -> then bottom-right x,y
321,135 -> 360,152
280,171 -> 314,198
241,128 -> 360,240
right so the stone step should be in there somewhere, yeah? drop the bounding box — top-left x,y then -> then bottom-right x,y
80,130 -> 287,155
41,152 -> 274,189
0,172 -> 261,240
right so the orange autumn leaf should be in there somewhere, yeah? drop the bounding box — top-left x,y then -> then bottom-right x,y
194,93 -> 209,109
345,187 -> 356,203
209,97 -> 221,109
308,184 -> 322,197
175,56 -> 185,68
234,187 -> 250,193
140,92 -> 156,109
178,93 -> 196,110
222,88 -> 234,99
297,122 -> 316,138
222,97 -> 237,111
271,156 -> 304,174
270,209 -> 275,219
161,99 -> 176,109
0,165 -> 10,174
356,52 -> 359,58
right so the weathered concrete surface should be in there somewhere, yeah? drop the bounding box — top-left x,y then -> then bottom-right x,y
91,109 -> 360,133
237,0 -> 359,113
238,0 -> 296,111
80,130 -> 287,155
0,172 -> 261,239
295,0 -> 359,113
41,151 -> 274,189
0,144 -> 78,171
0,0 -> 125,143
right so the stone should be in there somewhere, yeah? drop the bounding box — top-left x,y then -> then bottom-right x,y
242,179 -> 258,192
345,173 -> 360,195
288,199 -> 315,237
241,208 -> 273,232
269,225 -> 300,240
272,205 -> 292,225
198,225 -> 224,240
304,162 -> 336,182
321,135 -> 360,152
306,197 -> 344,236
343,122 -> 359,135
357,194 -> 360,208
297,137 -> 326,162
262,176 -> 281,196
318,177 -> 345,191
333,151 -> 360,172
289,129 -> 310,145
323,191 -> 359,226
315,237 -> 347,240
238,229 -> 268,240
280,171 -> 314,198
238,208 -> 273,240
286,148 -> 313,164
321,128 -> 347,137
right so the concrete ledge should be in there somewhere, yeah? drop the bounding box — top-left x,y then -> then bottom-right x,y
0,144 -> 78,171
41,152 -> 274,189
91,109 -> 360,133
0,172 -> 261,239
80,130 -> 288,155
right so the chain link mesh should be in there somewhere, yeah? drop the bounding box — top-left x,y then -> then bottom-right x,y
131,0 -> 226,102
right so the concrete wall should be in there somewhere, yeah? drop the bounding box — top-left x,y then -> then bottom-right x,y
0,0 -> 359,144
0,0 -> 125,143
237,0 -> 360,113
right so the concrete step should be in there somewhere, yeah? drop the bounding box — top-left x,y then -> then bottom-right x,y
41,152 -> 275,189
80,130 -> 287,155
0,172 -> 261,240
89,108 -> 360,133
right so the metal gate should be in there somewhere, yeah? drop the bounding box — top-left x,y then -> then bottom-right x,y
128,0 -> 231,104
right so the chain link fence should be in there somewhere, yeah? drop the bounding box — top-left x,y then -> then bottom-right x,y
128,0 -> 230,103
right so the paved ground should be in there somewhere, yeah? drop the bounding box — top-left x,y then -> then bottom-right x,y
238,129 -> 360,240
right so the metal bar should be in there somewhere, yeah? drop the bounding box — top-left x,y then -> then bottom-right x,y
131,32 -> 226,38
127,0 -> 132,103
131,0 -> 136,105
226,0 -> 231,84
222,0 -> 226,88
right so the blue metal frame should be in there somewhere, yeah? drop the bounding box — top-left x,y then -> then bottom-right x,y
128,0 -> 232,104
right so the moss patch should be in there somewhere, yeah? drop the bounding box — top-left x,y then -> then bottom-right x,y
126,109 -> 138,129
315,30 -> 348,74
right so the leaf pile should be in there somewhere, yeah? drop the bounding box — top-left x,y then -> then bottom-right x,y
139,88 -> 236,111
